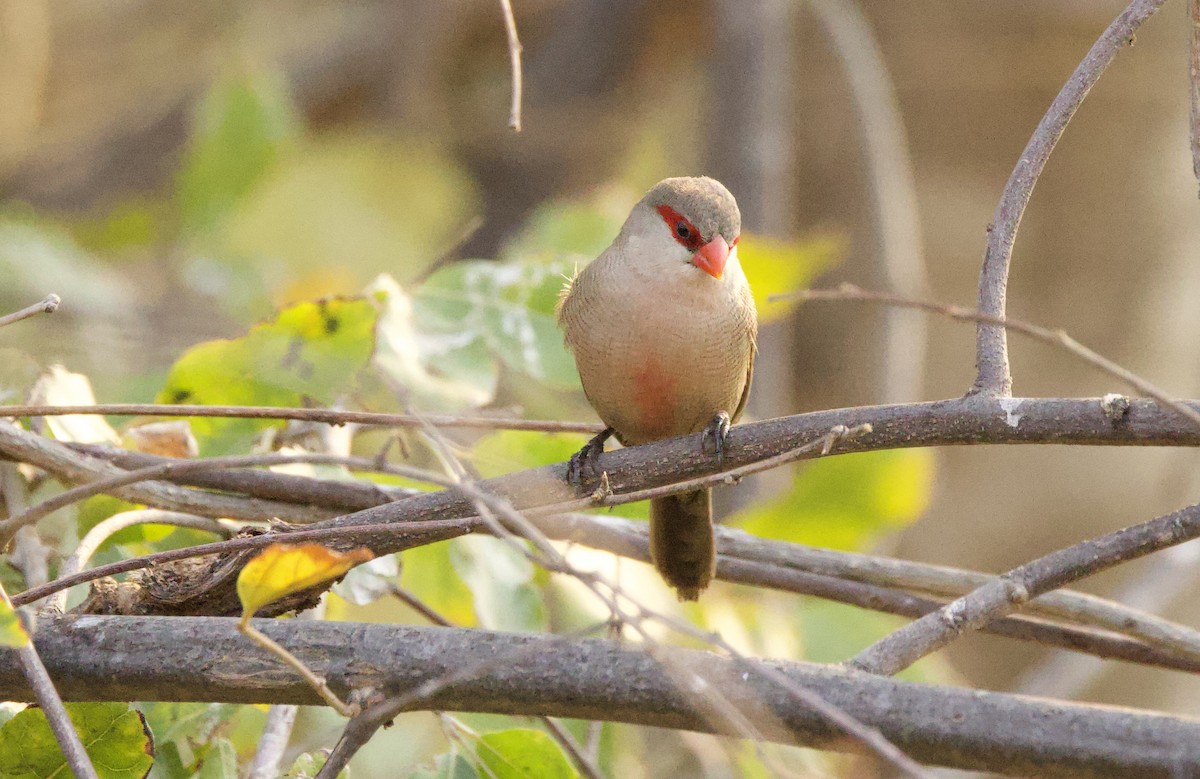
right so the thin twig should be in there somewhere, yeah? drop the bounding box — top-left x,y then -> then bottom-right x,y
972,0 -> 1167,396
0,451 -> 453,544
1,583 -> 98,779
778,283 -> 1200,429
0,403 -> 602,434
498,0 -> 523,131
847,501 -> 1200,676
0,294 -> 60,329
238,621 -> 355,716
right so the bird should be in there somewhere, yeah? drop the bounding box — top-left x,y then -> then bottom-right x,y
556,176 -> 758,600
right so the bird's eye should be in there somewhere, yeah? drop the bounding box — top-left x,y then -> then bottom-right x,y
675,222 -> 691,239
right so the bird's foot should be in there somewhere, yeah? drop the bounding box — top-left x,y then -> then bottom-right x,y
568,427 -> 615,488
701,411 -> 732,466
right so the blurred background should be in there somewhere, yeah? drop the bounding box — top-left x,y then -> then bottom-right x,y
2,0 -> 1200,776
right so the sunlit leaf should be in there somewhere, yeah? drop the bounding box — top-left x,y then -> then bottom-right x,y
369,274 -> 498,411
0,702 -> 154,779
414,260 -> 579,389
450,536 -> 545,633
475,729 -> 578,779
729,449 -> 935,551
738,233 -> 842,324
178,69 -> 297,233
237,542 -> 374,621
156,297 -> 376,453
29,366 -> 120,444
0,599 -> 28,647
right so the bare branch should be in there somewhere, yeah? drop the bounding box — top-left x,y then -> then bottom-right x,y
972,0 -> 1167,396
781,284 -> 1200,428
0,420 -> 340,525
0,403 -> 603,434
848,501 -> 1200,676
10,615 -> 1200,777
0,294 -> 61,329
498,0 -> 523,131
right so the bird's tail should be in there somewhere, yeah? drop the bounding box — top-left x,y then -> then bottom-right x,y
649,489 -> 715,601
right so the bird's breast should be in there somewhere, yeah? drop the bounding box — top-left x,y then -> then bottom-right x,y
560,261 -> 754,445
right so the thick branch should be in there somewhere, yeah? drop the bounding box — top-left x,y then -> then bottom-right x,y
4,616 -> 1199,777
973,0 -> 1167,396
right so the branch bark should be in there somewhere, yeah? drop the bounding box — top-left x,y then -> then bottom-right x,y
5,616 -> 1200,778
973,0 -> 1168,396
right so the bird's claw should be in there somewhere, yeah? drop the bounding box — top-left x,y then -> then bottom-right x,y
568,427 -> 614,488
701,411 -> 732,465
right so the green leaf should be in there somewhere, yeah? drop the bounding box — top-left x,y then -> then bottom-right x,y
474,729 -> 578,779
414,260 -> 580,389
0,702 -> 154,779
400,542 -> 477,627
0,599 -> 27,648
194,737 -> 237,779
730,449 -> 935,551
738,232 -> 842,324
156,297 -> 377,453
369,275 -> 498,412
450,537 -> 546,633
178,69 -> 297,233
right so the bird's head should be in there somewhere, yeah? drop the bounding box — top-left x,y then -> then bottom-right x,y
621,176 -> 741,281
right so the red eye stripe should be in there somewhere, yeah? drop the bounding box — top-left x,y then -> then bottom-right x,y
655,204 -> 703,251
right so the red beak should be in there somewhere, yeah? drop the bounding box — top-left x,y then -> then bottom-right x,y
692,236 -> 730,279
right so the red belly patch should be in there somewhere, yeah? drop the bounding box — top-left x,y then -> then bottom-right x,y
632,357 -> 677,438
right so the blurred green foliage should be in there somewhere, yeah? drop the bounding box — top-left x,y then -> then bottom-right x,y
0,702 -> 154,779
730,449 -> 935,551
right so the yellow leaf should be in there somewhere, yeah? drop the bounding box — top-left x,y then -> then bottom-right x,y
0,598 -> 29,647
237,543 -> 374,621
738,232 -> 843,324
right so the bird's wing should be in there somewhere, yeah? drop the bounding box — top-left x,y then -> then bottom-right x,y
731,345 -> 755,424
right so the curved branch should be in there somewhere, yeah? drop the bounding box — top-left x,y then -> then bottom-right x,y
8,616 -> 1200,777
973,0 -> 1168,396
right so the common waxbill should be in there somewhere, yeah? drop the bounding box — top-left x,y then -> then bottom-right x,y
557,176 -> 757,600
